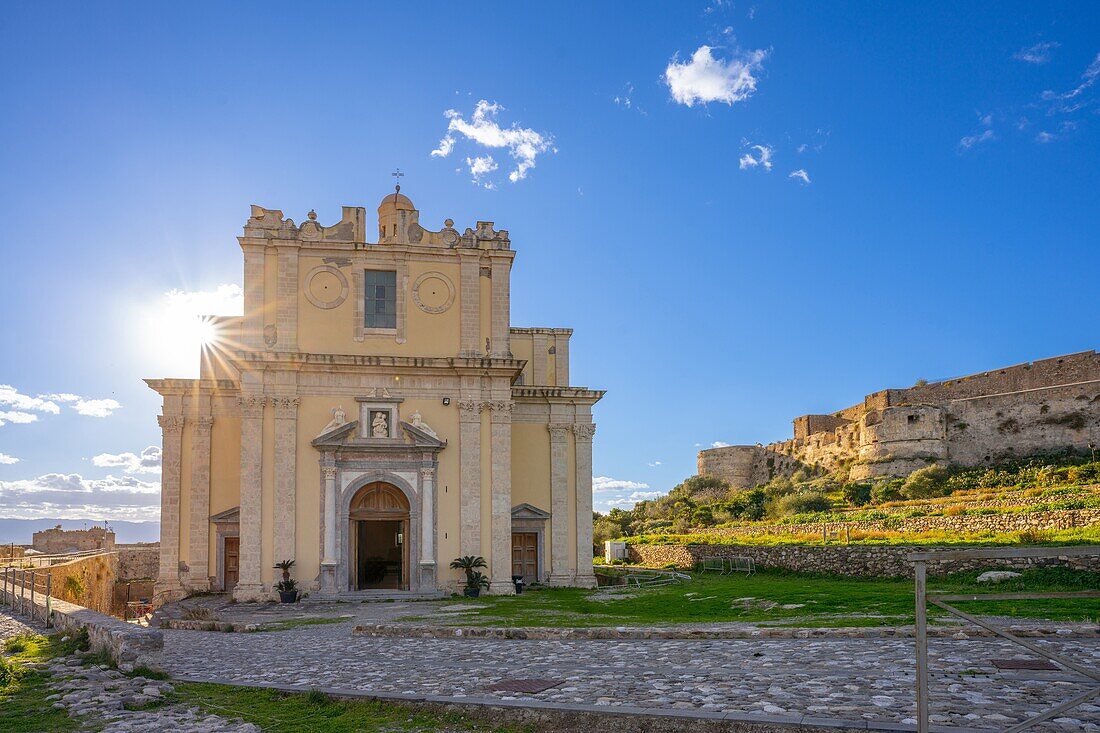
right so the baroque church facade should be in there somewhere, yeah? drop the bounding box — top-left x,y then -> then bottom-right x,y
147,188 -> 604,600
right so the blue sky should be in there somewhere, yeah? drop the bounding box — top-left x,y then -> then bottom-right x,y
1,1 -> 1098,525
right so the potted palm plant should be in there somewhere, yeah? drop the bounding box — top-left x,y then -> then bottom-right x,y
464,571 -> 491,598
274,559 -> 298,603
449,555 -> 488,597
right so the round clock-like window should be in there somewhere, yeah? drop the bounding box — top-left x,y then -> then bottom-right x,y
412,271 -> 455,314
304,265 -> 349,309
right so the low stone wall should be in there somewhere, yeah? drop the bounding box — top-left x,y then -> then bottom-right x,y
628,543 -> 1100,578
33,553 -> 118,613
698,508 -> 1100,540
0,586 -> 163,672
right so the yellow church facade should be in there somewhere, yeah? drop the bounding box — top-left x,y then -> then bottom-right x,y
146,188 -> 603,600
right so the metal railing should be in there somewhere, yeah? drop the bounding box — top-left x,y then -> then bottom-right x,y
1,548 -> 114,569
0,566 -> 53,627
911,545 -> 1100,733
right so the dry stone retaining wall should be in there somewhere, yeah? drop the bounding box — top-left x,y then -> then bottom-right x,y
698,508 -> 1099,539
628,543 -> 1100,578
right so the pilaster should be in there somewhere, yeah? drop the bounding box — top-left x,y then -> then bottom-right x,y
272,395 -> 299,567
241,243 -> 266,350
320,459 -> 338,598
275,244 -> 299,352
458,251 -> 481,357
573,422 -> 597,588
488,399 -> 514,594
186,414 -> 214,591
234,393 -> 266,601
419,466 -> 437,589
457,398 -> 483,558
547,423 -> 572,585
489,257 -> 511,358
155,414 -> 185,596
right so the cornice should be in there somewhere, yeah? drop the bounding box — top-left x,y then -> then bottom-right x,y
233,351 -> 526,375
144,378 -> 240,396
512,386 -> 606,404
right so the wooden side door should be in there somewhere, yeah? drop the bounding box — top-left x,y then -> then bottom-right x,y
223,537 -> 240,590
511,532 -> 538,582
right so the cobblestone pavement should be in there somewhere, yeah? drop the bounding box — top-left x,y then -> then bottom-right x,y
161,619 -> 1100,731
0,608 -> 42,638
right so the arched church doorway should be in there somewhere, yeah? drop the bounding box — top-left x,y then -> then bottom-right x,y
348,482 -> 410,591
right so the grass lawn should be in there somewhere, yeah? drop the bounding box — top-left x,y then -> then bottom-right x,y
175,682 -> 528,733
0,633 -> 88,733
424,568 -> 1099,629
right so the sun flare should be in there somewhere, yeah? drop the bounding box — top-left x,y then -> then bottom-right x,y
138,284 -> 242,378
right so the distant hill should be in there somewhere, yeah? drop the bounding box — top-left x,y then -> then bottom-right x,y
0,518 -> 160,546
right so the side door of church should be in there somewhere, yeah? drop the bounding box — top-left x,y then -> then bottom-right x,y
511,532 -> 538,583
223,537 -> 239,590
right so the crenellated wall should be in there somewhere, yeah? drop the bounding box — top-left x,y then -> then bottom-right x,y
700,351 -> 1100,487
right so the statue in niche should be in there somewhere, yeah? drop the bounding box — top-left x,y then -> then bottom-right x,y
409,410 -> 438,438
318,405 -> 347,436
371,410 -> 390,438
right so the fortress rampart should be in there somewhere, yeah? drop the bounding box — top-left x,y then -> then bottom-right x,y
698,351 -> 1100,487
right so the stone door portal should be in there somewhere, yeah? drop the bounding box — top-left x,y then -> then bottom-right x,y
348,482 -> 410,591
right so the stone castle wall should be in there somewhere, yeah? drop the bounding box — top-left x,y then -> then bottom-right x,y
699,351 -> 1100,487
31,525 -> 116,554
117,543 -> 159,581
628,542 -> 1100,578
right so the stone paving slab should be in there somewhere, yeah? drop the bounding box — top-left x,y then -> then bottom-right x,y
160,620 -> 1100,731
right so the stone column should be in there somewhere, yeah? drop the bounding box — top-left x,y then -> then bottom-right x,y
457,400 -> 482,558
573,423 -> 597,588
186,415 -> 214,591
419,466 -> 436,590
272,395 -> 299,567
275,245 -> 299,352
489,257 -> 511,358
320,460 -> 338,597
155,414 -> 185,596
458,251 -> 481,357
234,394 -> 266,601
488,400 -> 514,594
547,423 -> 572,585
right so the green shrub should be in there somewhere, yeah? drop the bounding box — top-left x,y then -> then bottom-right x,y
842,482 -> 873,506
871,481 -> 904,504
775,491 -> 832,516
903,464 -> 951,499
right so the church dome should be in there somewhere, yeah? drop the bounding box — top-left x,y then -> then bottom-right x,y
378,188 -> 414,213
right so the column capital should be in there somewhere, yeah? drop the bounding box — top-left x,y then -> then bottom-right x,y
573,423 -> 596,441
272,394 -> 300,417
238,394 -> 266,418
192,416 -> 214,435
548,423 -> 571,440
322,466 -> 337,480
486,400 -> 514,414
420,466 -> 436,480
157,415 -> 185,435
458,400 -> 484,421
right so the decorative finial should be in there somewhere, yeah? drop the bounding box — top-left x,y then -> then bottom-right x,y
307,209 -> 317,221
392,168 -> 404,193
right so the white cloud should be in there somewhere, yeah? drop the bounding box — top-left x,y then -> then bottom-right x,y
0,385 -> 60,415
464,155 -> 499,188
0,411 -> 38,427
0,473 -> 160,522
0,384 -> 121,423
738,143 -> 773,171
0,453 -> 19,464
45,394 -> 122,418
711,441 -> 731,448
789,169 -> 811,184
647,460 -> 662,467
592,476 -> 650,493
92,446 -> 161,475
1014,41 -> 1060,65
665,45 -> 767,107
959,129 -> 995,150
1042,52 -> 1100,109
431,100 -> 555,184
607,490 -> 664,508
